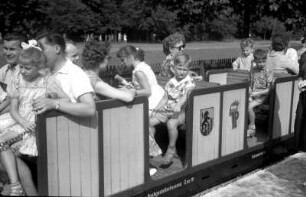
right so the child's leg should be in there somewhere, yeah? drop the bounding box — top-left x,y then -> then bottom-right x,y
163,112 -> 185,164
0,147 -> 19,184
149,117 -> 161,137
16,156 -> 38,196
166,112 -> 185,149
248,100 -> 261,128
248,100 -> 262,137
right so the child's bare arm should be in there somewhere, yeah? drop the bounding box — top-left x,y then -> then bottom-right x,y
232,58 -> 239,70
134,71 -> 151,97
0,97 -> 10,114
173,86 -> 194,112
10,97 -> 35,132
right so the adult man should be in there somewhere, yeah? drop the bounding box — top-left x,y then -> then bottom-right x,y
33,32 -> 95,115
0,32 -> 27,114
65,33 -> 84,68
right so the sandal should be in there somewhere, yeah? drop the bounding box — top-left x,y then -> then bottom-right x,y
9,182 -> 26,196
247,128 -> 256,138
162,147 -> 178,165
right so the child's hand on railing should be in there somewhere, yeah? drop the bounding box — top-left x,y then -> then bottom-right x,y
114,74 -> 134,89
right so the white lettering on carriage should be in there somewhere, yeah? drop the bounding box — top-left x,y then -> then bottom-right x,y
147,177 -> 194,197
252,151 -> 265,159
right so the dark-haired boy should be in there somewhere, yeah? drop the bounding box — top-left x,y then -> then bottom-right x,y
248,49 -> 272,138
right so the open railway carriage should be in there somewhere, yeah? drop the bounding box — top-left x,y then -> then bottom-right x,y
36,71 -> 299,197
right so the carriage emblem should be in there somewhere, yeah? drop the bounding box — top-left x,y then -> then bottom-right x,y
200,107 -> 213,136
229,100 -> 239,129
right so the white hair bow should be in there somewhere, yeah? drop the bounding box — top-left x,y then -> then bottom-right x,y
21,39 -> 42,51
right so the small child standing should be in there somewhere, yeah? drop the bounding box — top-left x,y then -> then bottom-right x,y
248,49 -> 271,138
149,53 -> 196,165
232,38 -> 254,71
0,40 -> 67,195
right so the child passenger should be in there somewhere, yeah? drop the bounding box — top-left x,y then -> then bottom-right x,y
117,45 -> 166,175
149,53 -> 196,165
82,40 -> 136,102
116,45 -> 166,115
232,38 -> 254,71
0,40 -> 68,195
248,49 -> 271,138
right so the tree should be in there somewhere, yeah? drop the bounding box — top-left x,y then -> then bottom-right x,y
37,0 -> 97,34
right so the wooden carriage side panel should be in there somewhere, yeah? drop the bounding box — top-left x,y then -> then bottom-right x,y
192,93 -> 221,166
290,80 -> 299,134
46,117 -> 59,196
102,104 -> 145,197
43,115 -> 99,197
209,73 -> 228,85
68,116 -> 81,196
90,117 -> 99,197
221,88 -> 246,156
57,116 -> 71,196
273,81 -> 292,139
79,118 -> 94,196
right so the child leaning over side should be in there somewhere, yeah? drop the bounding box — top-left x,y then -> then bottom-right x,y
149,53 -> 196,165
0,40 -> 68,195
232,38 -> 254,71
248,49 -> 271,138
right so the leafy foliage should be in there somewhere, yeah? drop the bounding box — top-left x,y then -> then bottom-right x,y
0,0 -> 305,40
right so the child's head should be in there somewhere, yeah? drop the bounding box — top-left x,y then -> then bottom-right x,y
240,38 -> 254,57
82,39 -> 111,71
173,53 -> 191,80
271,34 -> 288,51
18,40 -> 46,82
116,45 -> 145,67
252,49 -> 267,69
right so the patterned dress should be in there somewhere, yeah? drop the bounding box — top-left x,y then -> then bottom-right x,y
0,73 -> 49,156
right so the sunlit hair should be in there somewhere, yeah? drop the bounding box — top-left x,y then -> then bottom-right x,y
162,32 -> 185,55
173,53 -> 192,68
18,47 -> 46,70
271,34 -> 288,51
116,45 -> 145,62
82,39 -> 111,70
3,32 -> 27,47
36,32 -> 66,52
240,38 -> 254,49
253,49 -> 267,62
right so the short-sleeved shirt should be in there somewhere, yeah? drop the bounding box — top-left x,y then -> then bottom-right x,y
266,48 -> 299,75
52,59 -> 94,102
164,75 -> 195,111
0,64 -> 19,95
232,54 -> 254,71
250,67 -> 270,93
